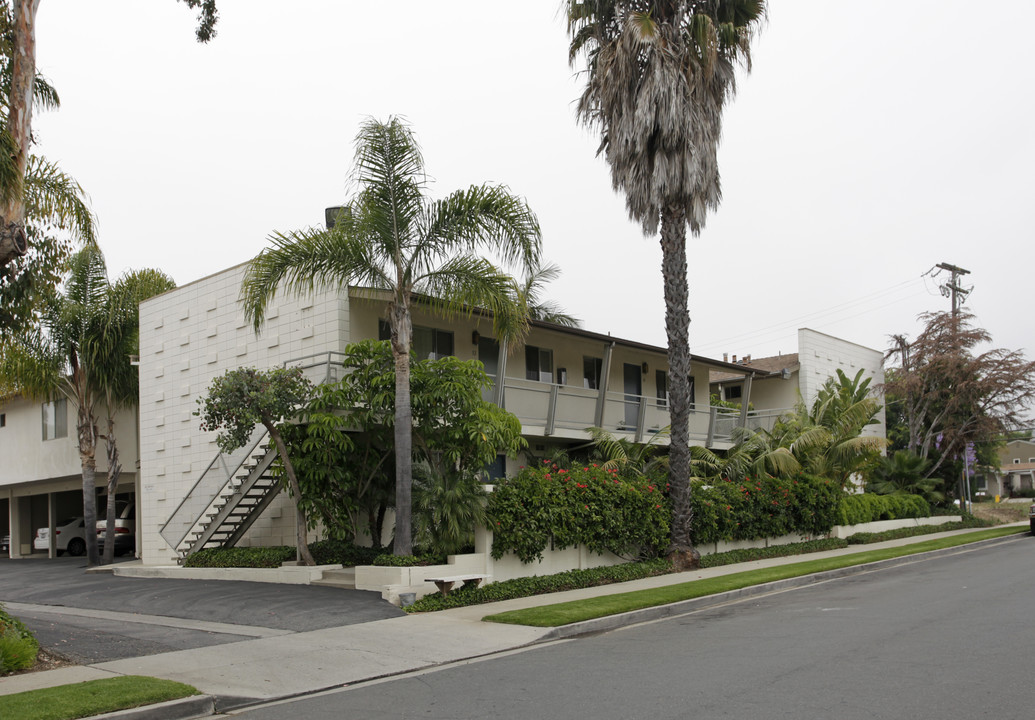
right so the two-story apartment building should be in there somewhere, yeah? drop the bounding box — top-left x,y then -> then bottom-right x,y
4,261 -> 879,565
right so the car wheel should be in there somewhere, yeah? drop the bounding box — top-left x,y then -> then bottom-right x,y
66,538 -> 86,556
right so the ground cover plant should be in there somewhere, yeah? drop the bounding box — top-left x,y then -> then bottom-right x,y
0,676 -> 198,720
483,526 -> 1023,627
0,603 -> 38,674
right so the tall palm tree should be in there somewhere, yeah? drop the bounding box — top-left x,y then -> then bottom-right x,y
241,117 -> 541,556
0,245 -> 172,565
90,268 -> 176,563
567,0 -> 766,566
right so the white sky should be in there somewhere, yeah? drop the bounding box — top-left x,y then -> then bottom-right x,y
31,0 -> 1035,365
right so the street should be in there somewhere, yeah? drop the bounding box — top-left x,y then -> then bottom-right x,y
231,535 -> 1033,719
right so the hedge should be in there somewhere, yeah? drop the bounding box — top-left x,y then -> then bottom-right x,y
838,493 -> 930,526
689,474 -> 842,545
184,540 -> 382,568
486,463 -> 669,564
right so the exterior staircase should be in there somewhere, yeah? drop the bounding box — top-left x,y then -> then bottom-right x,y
178,442 -> 283,561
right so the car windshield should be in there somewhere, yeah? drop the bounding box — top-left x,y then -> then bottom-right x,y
57,517 -> 81,526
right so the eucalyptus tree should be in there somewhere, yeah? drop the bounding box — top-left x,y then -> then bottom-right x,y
567,0 -> 766,565
0,0 -> 215,268
241,117 -> 541,556
0,245 -> 173,565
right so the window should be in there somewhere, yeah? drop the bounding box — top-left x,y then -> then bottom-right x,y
583,356 -> 603,389
42,399 -> 67,440
483,454 -> 506,483
525,346 -> 553,383
0,413 -> 5,427
724,385 -> 742,401
1014,458 -> 1021,464
378,321 -> 454,360
656,370 -> 668,408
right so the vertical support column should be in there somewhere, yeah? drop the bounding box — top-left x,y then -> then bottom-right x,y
10,494 -> 25,558
705,406 -> 718,448
494,337 -> 509,408
739,374 -> 753,428
594,342 -> 614,427
635,396 -> 647,444
545,384 -> 559,436
47,491 -> 56,558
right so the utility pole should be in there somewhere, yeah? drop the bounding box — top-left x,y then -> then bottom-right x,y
936,262 -> 971,320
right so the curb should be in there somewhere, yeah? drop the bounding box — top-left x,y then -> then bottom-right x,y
540,532 -> 1026,641
85,695 -> 214,720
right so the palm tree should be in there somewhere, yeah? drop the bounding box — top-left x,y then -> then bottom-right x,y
91,268 -> 176,563
517,261 -> 580,328
241,117 -> 541,556
567,0 -> 767,566
0,245 -> 172,565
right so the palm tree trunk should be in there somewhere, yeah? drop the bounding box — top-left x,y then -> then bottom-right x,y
393,347 -> 414,556
659,206 -> 699,569
77,401 -> 101,566
102,415 -> 120,565
267,424 -> 316,566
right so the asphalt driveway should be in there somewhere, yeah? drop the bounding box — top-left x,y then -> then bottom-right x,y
0,556 -> 404,663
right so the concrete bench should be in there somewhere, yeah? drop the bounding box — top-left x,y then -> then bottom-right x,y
424,574 -> 487,596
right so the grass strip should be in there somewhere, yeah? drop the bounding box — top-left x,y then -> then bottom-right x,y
0,676 -> 199,720
484,526 -> 1024,627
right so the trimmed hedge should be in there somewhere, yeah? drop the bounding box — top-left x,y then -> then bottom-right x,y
487,463 -> 670,564
697,538 -> 849,568
184,540 -> 382,568
839,493 -> 930,526
372,553 -> 448,567
405,560 -> 673,612
846,515 -> 990,544
690,474 -> 843,545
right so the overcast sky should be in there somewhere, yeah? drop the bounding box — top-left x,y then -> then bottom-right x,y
32,1 -> 1035,365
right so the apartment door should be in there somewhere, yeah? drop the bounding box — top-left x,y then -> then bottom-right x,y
623,363 -> 641,429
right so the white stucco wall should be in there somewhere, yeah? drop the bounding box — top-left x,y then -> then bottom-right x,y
797,329 -> 886,439
138,263 -> 348,563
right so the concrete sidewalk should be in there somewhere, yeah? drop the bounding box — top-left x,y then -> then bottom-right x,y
1,524 -> 1029,713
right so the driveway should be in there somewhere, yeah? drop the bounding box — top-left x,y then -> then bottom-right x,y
0,556 -> 404,663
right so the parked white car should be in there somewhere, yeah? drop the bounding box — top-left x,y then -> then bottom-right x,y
34,517 -> 87,556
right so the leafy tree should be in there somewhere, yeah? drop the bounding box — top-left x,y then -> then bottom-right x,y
284,340 -> 525,556
0,5 -> 96,335
566,0 -> 767,567
0,245 -> 171,565
886,311 -> 1035,481
0,0 -> 216,268
240,117 -> 540,556
195,366 -> 315,565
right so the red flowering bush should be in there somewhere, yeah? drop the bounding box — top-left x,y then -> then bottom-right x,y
486,463 -> 670,563
689,473 -> 844,545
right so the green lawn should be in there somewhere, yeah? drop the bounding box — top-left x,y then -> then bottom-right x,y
484,526 -> 1025,627
0,676 -> 199,720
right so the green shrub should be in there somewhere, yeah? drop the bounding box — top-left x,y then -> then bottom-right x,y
406,560 -> 673,612
308,540 -> 380,567
486,463 -> 670,563
840,493 -> 930,526
689,474 -> 842,545
697,538 -> 848,568
185,541 -> 387,569
0,604 -> 39,674
372,553 -> 447,567
846,515 -> 991,544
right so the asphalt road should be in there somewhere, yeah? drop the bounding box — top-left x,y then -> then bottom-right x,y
231,534 -> 1035,720
0,556 -> 403,663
